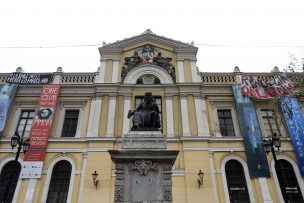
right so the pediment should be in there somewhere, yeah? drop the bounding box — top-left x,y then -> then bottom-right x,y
99,29 -> 198,54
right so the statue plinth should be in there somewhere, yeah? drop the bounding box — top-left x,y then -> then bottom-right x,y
109,131 -> 178,203
122,131 -> 166,149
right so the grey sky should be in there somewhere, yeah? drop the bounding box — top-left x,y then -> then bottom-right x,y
0,0 -> 303,73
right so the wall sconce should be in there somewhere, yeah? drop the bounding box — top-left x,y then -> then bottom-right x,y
92,170 -> 99,189
197,170 -> 204,188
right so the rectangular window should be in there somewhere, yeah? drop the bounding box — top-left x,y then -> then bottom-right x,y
61,110 -> 79,137
217,109 -> 235,136
135,96 -> 162,129
261,109 -> 281,137
16,110 -> 35,138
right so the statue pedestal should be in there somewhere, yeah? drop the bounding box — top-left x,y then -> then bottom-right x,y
109,131 -> 178,203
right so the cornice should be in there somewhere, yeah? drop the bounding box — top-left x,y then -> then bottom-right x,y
98,31 -> 197,54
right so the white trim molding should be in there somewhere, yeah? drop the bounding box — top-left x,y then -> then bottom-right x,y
0,156 -> 23,203
221,156 -> 256,203
87,97 -> 102,137
177,60 -> 184,82
271,156 -> 304,203
123,64 -> 173,84
41,156 -> 77,203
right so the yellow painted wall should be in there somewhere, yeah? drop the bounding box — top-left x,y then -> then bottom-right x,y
184,60 -> 192,82
104,60 -> 113,83
173,95 -> 182,136
187,95 -> 198,136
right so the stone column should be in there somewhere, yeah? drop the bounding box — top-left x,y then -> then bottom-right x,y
97,59 -> 106,83
106,95 -> 117,137
165,94 -> 174,137
209,152 -> 219,203
180,95 -> 191,136
190,60 -> 199,82
86,96 -> 102,137
177,60 -> 184,83
112,60 -> 119,83
122,95 -> 131,135
194,95 -> 210,136
259,178 -> 273,203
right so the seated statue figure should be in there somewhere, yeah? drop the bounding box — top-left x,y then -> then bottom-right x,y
127,92 -> 160,130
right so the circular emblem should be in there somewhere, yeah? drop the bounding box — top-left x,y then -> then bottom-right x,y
37,108 -> 52,119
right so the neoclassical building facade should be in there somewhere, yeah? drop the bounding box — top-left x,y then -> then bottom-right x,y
0,30 -> 303,203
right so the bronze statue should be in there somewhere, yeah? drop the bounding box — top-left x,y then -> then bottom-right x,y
127,92 -> 160,131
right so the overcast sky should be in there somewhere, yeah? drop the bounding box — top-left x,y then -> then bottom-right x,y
0,0 -> 304,73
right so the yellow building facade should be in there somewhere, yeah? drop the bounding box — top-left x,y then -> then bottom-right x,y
0,30 -> 303,203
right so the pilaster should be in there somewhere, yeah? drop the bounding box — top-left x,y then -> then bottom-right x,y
180,95 -> 191,136
87,96 -> 102,137
165,94 -> 174,137
194,95 -> 210,136
106,96 -> 117,137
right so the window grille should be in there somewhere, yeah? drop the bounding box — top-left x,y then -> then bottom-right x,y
225,160 -> 250,203
217,110 -> 235,136
61,110 -> 79,137
46,160 -> 72,203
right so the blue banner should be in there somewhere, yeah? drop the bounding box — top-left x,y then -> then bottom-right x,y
233,84 -> 270,177
280,96 -> 304,176
0,84 -> 18,136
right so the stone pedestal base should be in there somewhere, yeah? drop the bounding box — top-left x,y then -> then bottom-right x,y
109,150 -> 178,203
109,131 -> 178,203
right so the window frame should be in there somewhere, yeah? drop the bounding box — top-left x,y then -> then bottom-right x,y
271,156 -> 304,203
46,160 -> 72,203
217,109 -> 235,137
0,157 -> 23,203
221,156 -> 256,203
15,110 -> 35,138
61,110 -> 80,138
213,106 -> 240,137
41,156 -> 76,203
56,102 -> 83,138
256,108 -> 286,137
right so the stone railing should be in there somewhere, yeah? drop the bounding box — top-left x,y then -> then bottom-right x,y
0,74 -> 9,83
200,72 -> 304,86
201,73 -> 236,84
60,73 -> 96,84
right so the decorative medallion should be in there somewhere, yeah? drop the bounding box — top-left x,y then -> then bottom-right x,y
129,160 -> 158,175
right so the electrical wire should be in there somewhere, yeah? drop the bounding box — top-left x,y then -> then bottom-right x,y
0,43 -> 303,49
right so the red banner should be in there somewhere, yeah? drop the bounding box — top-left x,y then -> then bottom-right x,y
24,84 -> 60,161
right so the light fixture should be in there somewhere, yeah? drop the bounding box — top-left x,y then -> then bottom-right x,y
92,170 -> 99,189
11,133 -> 20,149
197,170 -> 204,188
22,138 -> 31,154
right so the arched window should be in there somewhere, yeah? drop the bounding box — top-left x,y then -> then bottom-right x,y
225,160 -> 250,203
46,160 -> 72,203
0,161 -> 21,202
276,159 -> 304,203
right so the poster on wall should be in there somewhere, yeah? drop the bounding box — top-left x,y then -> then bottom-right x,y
233,84 -> 270,178
241,75 -> 295,99
20,84 -> 60,179
0,84 -> 18,137
280,96 -> 304,176
6,72 -> 53,85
